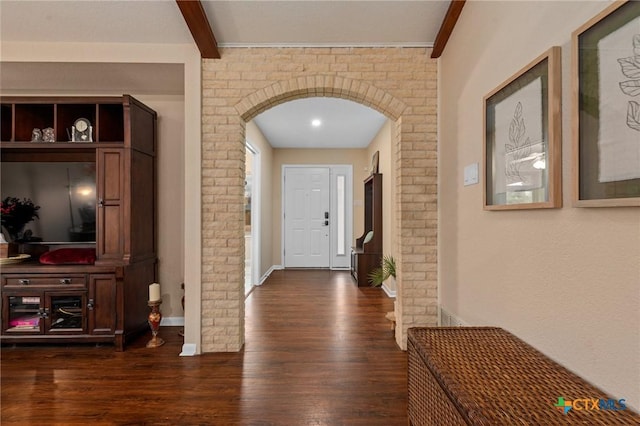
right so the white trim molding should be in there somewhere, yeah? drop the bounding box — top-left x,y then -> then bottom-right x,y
160,316 -> 185,327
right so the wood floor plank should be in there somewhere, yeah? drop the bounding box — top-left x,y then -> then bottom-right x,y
1,269 -> 407,425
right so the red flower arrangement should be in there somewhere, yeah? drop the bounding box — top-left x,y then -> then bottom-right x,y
1,197 -> 40,242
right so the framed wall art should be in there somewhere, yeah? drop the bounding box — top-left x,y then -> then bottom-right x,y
484,46 -> 562,210
371,150 -> 379,175
573,0 -> 640,207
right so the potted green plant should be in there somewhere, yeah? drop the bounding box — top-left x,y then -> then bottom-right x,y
368,255 -> 396,287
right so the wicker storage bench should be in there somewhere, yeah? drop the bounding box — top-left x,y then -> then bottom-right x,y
407,327 -> 638,425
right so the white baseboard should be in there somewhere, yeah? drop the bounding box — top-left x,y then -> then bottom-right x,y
180,343 -> 197,356
381,283 -> 396,298
160,316 -> 184,326
259,265 -> 283,285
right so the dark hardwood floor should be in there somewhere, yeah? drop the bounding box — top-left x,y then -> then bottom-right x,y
1,269 -> 407,425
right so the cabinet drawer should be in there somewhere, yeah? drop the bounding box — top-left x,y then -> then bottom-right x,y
3,275 -> 86,289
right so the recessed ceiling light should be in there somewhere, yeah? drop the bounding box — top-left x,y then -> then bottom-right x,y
311,119 -> 322,127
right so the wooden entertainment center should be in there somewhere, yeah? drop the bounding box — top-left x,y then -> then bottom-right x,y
0,95 -> 157,351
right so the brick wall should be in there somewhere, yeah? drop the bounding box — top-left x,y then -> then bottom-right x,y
201,47 -> 437,352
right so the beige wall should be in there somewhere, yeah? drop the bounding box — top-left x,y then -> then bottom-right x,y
271,148 -> 369,265
439,1 -> 639,409
245,121 -> 274,279
367,120 -> 395,267
136,95 -> 185,318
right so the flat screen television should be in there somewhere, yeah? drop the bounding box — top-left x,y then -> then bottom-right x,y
1,162 -> 96,244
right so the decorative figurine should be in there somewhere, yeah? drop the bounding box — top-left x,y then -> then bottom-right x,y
42,127 -> 55,143
31,128 -> 42,142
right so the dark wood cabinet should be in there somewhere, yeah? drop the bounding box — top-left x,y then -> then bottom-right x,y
351,173 -> 383,286
2,288 -> 88,336
96,148 -> 125,261
88,273 -> 117,335
0,95 -> 157,350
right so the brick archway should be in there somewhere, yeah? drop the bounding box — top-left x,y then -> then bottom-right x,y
201,48 -> 438,353
235,76 -> 407,122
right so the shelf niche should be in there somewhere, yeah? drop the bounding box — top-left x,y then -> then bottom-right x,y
1,98 -> 127,143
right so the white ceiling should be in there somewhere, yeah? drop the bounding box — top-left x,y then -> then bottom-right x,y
0,0 -> 450,149
253,98 -> 388,149
0,1 -> 450,47
0,1 -> 193,44
203,1 -> 450,47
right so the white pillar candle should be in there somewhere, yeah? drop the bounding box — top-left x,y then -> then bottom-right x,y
149,283 -> 161,302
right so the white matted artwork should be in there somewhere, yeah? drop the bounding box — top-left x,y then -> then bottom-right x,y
597,17 -> 640,183
573,0 -> 640,206
493,77 -> 544,193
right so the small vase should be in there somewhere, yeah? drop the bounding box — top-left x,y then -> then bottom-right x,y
4,224 -> 25,243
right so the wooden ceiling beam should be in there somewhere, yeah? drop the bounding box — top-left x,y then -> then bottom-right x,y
176,0 -> 220,59
431,0 -> 466,59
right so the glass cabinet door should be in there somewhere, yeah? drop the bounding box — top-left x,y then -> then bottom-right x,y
48,294 -> 86,333
5,295 -> 43,333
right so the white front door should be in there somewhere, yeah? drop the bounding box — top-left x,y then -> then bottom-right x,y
284,167 -> 330,267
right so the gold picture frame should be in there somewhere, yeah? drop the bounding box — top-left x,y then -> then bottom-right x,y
572,0 -> 640,207
483,46 -> 562,210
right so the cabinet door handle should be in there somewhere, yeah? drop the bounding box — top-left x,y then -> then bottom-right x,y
18,279 -> 30,285
59,278 -> 71,285
98,198 -> 104,207
87,299 -> 94,310
39,308 -> 49,318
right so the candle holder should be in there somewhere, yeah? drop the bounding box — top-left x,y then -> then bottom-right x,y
146,300 -> 165,348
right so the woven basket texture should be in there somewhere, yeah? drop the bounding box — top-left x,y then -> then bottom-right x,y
407,327 -> 639,426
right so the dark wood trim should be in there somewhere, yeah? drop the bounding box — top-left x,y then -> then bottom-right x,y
431,0 -> 466,59
176,0 -> 220,59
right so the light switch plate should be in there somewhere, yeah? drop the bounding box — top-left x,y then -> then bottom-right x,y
464,163 -> 479,186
